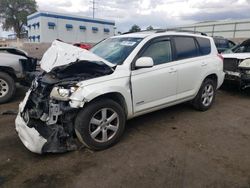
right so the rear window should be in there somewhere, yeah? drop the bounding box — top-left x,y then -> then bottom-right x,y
174,37 -> 198,60
196,37 -> 211,55
214,39 -> 229,48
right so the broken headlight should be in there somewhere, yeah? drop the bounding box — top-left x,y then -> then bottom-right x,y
50,86 -> 78,101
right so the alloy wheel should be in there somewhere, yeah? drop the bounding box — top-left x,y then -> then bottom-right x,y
89,108 -> 119,143
201,84 -> 214,107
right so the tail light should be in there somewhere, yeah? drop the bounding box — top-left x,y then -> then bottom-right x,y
217,54 -> 224,62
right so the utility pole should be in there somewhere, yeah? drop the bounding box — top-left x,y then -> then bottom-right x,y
90,0 -> 97,18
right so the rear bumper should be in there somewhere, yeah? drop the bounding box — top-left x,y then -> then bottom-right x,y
217,72 -> 225,89
15,114 -> 47,154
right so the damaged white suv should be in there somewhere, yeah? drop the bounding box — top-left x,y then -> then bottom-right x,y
15,31 -> 225,154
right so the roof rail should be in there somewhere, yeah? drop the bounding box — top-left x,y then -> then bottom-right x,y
155,29 -> 207,36
122,29 -> 207,36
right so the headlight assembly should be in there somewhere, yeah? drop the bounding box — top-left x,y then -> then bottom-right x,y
50,86 -> 78,101
245,70 -> 250,75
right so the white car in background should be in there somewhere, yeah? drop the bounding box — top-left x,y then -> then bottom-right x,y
0,48 -> 37,103
15,31 -> 225,154
222,39 -> 250,89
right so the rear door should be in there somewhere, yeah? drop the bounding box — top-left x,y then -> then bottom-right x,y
173,36 -> 211,99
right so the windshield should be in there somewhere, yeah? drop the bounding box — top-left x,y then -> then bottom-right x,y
223,44 -> 240,54
90,37 -> 143,65
224,40 -> 250,54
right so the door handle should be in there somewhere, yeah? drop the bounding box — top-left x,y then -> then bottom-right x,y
201,62 -> 208,67
168,68 -> 177,73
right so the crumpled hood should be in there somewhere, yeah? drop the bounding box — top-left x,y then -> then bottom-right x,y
40,40 -> 114,72
222,53 -> 250,60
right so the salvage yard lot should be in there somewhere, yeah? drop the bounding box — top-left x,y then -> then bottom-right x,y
0,84 -> 250,188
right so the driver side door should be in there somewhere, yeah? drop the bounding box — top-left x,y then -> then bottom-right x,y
131,37 -> 178,114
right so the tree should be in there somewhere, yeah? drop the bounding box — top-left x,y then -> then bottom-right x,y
0,0 -> 37,38
146,25 -> 154,31
129,24 -> 141,33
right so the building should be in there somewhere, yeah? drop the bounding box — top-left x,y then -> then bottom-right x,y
174,19 -> 250,39
27,11 -> 115,43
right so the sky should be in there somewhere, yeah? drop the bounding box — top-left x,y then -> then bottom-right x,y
1,0 -> 250,36
35,0 -> 250,32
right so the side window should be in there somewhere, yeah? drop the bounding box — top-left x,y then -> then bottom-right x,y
174,37 -> 198,60
245,45 -> 250,52
196,37 -> 211,55
239,44 -> 250,53
141,40 -> 172,65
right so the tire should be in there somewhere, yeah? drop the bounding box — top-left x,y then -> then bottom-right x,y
75,99 -> 126,150
0,72 -> 16,104
192,78 -> 216,111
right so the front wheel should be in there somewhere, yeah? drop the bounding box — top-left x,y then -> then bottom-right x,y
192,78 -> 216,111
75,99 -> 126,150
0,72 -> 16,104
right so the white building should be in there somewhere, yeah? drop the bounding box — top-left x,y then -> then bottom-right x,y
174,19 -> 250,39
27,11 -> 115,43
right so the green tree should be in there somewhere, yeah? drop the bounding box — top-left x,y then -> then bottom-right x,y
129,24 -> 141,33
146,25 -> 154,30
0,0 -> 37,38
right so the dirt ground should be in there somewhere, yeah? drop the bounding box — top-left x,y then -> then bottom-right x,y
0,83 -> 250,188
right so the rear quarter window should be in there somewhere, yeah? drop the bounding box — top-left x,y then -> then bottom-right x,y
196,37 -> 211,55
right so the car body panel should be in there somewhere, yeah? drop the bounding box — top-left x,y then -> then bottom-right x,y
131,62 -> 177,113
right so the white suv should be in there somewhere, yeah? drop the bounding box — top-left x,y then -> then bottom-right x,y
15,31 -> 225,154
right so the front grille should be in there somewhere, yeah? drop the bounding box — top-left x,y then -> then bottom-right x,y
223,58 -> 240,72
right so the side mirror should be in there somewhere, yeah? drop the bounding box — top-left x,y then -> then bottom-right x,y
135,57 -> 154,69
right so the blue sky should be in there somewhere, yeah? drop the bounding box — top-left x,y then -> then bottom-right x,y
1,0 -> 250,36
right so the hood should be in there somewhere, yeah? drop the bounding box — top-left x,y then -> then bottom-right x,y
0,47 -> 29,58
222,53 -> 250,60
40,40 -> 114,72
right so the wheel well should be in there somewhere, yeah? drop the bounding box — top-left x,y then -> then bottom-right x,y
205,74 -> 218,88
0,67 -> 17,81
89,92 -> 128,117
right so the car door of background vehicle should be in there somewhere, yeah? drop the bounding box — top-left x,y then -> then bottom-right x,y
173,36 -> 207,100
131,37 -> 177,114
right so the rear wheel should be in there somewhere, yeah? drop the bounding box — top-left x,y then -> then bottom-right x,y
192,78 -> 216,111
75,99 -> 126,150
0,72 -> 16,104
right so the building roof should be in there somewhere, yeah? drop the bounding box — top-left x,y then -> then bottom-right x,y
28,11 -> 115,26
177,18 -> 250,28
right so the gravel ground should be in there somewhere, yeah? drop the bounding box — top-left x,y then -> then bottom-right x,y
0,83 -> 250,188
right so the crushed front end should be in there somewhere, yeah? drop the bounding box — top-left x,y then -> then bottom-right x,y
16,74 -> 79,153
15,40 -> 114,154
223,58 -> 250,89
238,59 -> 250,89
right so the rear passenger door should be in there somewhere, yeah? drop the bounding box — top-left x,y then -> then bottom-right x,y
173,36 -> 211,99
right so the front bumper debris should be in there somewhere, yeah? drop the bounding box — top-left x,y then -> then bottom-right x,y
15,114 -> 47,154
15,88 -> 79,154
224,70 -> 250,89
15,111 -> 79,154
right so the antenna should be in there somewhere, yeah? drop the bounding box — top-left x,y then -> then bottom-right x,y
90,0 -> 97,18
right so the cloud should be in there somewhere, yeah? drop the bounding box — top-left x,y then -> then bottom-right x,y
23,0 -> 250,32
